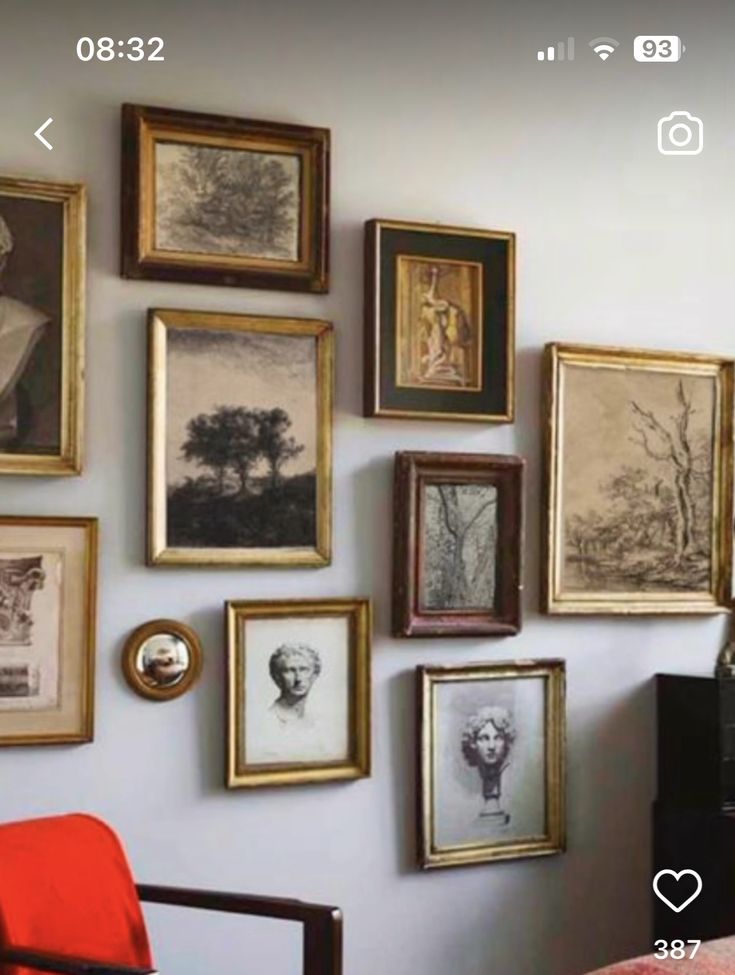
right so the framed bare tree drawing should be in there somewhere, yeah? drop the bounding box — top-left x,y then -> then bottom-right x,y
0,176 -> 85,475
121,104 -> 329,292
148,309 -> 333,567
393,452 -> 523,637
543,343 -> 733,614
0,516 -> 97,746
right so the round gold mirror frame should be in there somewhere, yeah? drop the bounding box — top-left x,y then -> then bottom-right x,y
122,618 -> 203,701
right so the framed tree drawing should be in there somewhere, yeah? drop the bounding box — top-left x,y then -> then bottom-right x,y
417,660 -> 565,869
148,309 -> 333,567
226,598 -> 371,788
0,516 -> 97,746
363,219 -> 514,422
0,176 -> 85,475
393,452 -> 523,637
543,343 -> 734,614
121,104 -> 329,292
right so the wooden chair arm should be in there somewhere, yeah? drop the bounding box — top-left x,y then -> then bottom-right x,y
0,947 -> 157,975
136,883 -> 342,975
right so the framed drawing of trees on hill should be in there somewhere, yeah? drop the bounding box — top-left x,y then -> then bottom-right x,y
147,309 -> 333,566
121,104 -> 330,293
542,343 -> 733,614
393,452 -> 523,637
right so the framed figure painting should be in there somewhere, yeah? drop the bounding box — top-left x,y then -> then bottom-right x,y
363,219 -> 514,422
226,598 -> 371,788
417,660 -> 565,869
0,176 -> 85,475
121,104 -> 330,292
393,452 -> 523,637
543,343 -> 734,614
0,516 -> 97,746
147,309 -> 333,567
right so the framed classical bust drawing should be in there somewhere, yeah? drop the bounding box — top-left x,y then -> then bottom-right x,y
417,659 -> 565,869
363,219 -> 514,422
0,176 -> 85,475
147,308 -> 333,567
393,452 -> 523,637
542,343 -> 734,614
226,598 -> 371,788
121,104 -> 330,292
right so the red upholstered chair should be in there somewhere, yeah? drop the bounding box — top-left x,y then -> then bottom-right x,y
0,814 -> 342,975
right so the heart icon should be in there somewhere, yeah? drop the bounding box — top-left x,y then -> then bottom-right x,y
652,869 -> 703,913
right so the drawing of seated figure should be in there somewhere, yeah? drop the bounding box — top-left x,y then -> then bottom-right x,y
0,556 -> 45,646
418,266 -> 472,387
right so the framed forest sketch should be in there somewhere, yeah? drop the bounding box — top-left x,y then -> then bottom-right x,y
227,598 -> 371,788
147,309 -> 333,566
121,104 -> 329,292
417,660 -> 565,869
363,219 -> 514,422
0,516 -> 97,746
393,452 -> 523,637
543,343 -> 734,614
0,176 -> 85,475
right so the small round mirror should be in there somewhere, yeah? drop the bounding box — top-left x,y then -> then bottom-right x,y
122,619 -> 202,701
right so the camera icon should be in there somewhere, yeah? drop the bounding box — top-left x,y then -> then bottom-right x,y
657,111 -> 703,155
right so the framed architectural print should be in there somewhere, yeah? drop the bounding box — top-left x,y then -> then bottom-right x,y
0,516 -> 97,746
226,598 -> 371,789
417,659 -> 565,869
122,618 -> 203,702
393,452 -> 523,637
121,104 -> 330,292
363,219 -> 514,422
147,309 -> 333,567
0,176 -> 85,475
543,343 -> 734,615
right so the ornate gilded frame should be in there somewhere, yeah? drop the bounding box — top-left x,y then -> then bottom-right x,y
417,659 -> 566,869
542,343 -> 734,615
147,308 -> 333,567
122,618 -> 203,702
226,598 -> 372,789
0,176 -> 85,475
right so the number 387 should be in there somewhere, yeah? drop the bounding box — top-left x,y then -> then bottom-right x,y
654,940 -> 701,960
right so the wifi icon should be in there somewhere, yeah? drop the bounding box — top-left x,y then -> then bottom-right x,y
589,36 -> 620,60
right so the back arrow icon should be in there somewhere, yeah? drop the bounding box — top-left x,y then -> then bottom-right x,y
34,118 -> 53,150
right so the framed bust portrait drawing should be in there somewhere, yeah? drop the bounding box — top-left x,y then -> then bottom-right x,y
417,660 -> 565,869
226,598 -> 371,788
0,176 -> 85,475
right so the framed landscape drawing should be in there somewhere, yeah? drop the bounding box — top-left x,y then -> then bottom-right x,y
0,176 -> 85,475
148,309 -> 333,566
543,343 -> 734,614
226,598 -> 371,788
0,516 -> 97,746
417,660 -> 565,869
121,104 -> 330,292
393,452 -> 523,637
363,219 -> 514,422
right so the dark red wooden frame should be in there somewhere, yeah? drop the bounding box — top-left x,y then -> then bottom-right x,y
392,451 -> 524,637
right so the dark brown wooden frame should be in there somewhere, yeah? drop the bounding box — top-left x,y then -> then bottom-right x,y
0,883 -> 342,975
121,104 -> 330,293
393,452 -> 523,637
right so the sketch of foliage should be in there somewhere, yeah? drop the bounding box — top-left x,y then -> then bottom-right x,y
421,483 -> 498,610
155,143 -> 300,261
564,380 -> 713,592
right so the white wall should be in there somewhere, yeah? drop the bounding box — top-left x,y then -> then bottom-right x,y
1,1 -> 733,973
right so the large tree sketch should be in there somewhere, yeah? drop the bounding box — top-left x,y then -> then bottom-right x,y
156,143 -> 300,260
422,484 -> 498,610
564,380 -> 713,591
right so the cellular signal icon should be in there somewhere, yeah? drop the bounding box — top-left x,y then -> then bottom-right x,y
537,37 -> 575,62
589,36 -> 620,60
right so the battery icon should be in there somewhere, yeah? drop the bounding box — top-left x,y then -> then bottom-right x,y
634,35 -> 685,62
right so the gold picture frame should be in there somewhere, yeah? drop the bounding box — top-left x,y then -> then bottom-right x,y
0,516 -> 97,746
147,308 -> 333,567
418,659 -> 566,869
226,598 -> 371,789
0,176 -> 85,475
122,618 -> 203,702
542,343 -> 734,615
